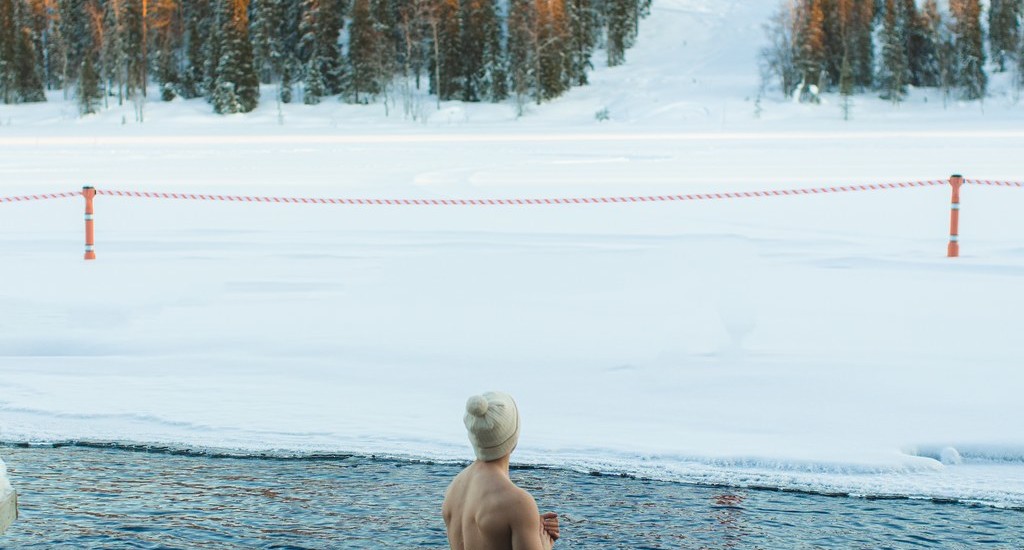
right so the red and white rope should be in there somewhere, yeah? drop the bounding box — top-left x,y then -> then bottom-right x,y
92,179 -> 953,206
0,191 -> 82,203
1,179 -> 1020,206
965,179 -> 1024,187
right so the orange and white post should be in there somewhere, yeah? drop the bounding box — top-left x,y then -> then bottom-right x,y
947,174 -> 964,258
83,186 -> 96,260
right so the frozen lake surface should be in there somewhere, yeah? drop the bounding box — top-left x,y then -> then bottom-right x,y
3,0 -> 1024,512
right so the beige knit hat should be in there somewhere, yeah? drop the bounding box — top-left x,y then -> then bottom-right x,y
463,391 -> 520,461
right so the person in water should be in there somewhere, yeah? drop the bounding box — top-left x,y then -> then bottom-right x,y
443,392 -> 560,549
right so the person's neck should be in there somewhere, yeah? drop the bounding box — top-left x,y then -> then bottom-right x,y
477,455 -> 511,477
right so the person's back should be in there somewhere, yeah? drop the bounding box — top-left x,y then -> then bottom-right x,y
443,392 -> 559,550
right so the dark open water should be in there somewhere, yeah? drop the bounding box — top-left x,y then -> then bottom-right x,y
1,444 -> 1022,549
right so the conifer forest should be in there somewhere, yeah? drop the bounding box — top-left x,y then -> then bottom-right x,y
762,0 -> 1022,105
0,0 -> 651,114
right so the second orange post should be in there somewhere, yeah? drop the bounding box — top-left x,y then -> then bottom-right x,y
83,186 -> 96,260
947,175 -> 963,258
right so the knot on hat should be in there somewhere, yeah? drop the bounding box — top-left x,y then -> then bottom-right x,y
463,391 -> 520,462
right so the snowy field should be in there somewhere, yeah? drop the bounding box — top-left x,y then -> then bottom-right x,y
3,0 -> 1024,508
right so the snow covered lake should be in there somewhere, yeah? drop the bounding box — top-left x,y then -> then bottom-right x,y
3,0 -> 1024,515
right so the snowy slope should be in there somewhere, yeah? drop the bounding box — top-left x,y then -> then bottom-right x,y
2,1 -> 1024,509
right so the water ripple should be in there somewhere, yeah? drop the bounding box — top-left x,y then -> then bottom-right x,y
1,445 -> 1022,548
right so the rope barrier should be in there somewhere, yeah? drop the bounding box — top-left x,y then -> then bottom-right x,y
2,177 -> 1020,260
92,179 -> 953,206
0,191 -> 82,203
964,179 -> 1024,187
1,179 -> 1021,207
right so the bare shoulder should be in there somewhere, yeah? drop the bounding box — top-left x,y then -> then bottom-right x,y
507,485 -> 541,518
442,468 -> 469,518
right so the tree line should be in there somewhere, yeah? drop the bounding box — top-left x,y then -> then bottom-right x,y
761,0 -> 1023,106
0,0 -> 651,116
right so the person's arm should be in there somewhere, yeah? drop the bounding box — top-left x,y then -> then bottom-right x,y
510,492 -> 554,550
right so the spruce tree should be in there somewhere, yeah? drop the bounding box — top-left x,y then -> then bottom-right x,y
180,17 -> 205,98
58,0 -> 89,90
251,0 -> 285,83
951,0 -> 986,100
900,0 -> 929,87
280,55 -> 295,102
101,0 -> 128,104
915,0 -> 942,88
15,26 -> 46,102
78,54 -> 101,113
426,0 -> 460,100
878,0 -> 907,102
990,0 -> 1022,72
299,0 -> 345,95
936,7 -> 958,105
458,0 -> 503,101
212,0 -> 259,113
795,0 -> 826,101
303,54 -> 324,103
606,0 -> 630,66
120,0 -> 145,99
152,0 -> 182,101
1018,35 -> 1024,94
839,50 -> 853,119
566,0 -> 596,86
852,0 -> 874,88
0,0 -> 16,103
537,0 -> 571,100
821,0 -> 845,87
349,0 -> 386,101
507,0 -> 536,109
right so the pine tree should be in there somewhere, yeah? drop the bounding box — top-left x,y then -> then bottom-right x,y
58,0 -> 90,94
606,0 -> 629,66
180,16 -> 204,97
299,0 -> 344,95
507,0 -> 535,109
151,0 -> 182,100
279,54 -> 295,102
77,53 -> 101,113
349,0 -> 387,101
425,0 -> 459,99
566,0 -> 596,86
212,0 -> 259,113
537,0 -> 571,100
795,0 -> 826,101
250,0 -> 285,83
0,0 -> 16,103
900,0 -> 930,87
100,0 -> 121,103
303,54 -> 324,103
839,50 -> 853,119
936,7 -> 958,105
990,0 -> 1021,72
820,0 -> 844,87
878,0 -> 907,102
121,0 -> 145,99
852,0 -> 874,88
14,25 -> 46,101
458,0 -> 503,101
203,0 -> 223,99
1018,34 -> 1024,94
950,0 -> 986,100
22,0 -> 53,90
915,0 -> 942,88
